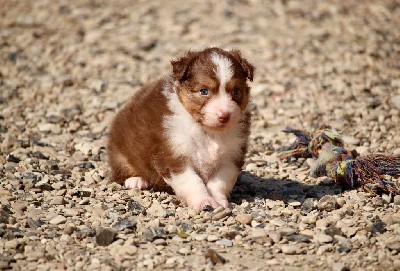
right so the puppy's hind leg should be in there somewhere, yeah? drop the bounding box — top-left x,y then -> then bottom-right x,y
108,152 -> 149,189
125,177 -> 149,190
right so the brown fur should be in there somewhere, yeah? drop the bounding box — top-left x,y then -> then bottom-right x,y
107,78 -> 181,192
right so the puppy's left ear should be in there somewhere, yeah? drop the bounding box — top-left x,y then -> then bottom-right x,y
171,50 -> 198,82
229,50 -> 255,82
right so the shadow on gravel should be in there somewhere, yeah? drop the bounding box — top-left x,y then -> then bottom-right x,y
230,171 -> 342,204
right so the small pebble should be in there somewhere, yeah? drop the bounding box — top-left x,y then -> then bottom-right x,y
332,262 -> 347,271
301,198 -> 314,214
268,231 -> 282,243
317,196 -> 337,212
314,234 -> 333,243
50,196 -> 65,205
216,239 -> 233,247
212,209 -> 231,220
235,213 -> 253,225
49,215 -> 67,225
393,195 -> 400,206
96,228 -> 117,246
281,245 -> 299,255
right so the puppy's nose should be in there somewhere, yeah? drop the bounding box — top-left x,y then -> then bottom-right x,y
218,112 -> 231,124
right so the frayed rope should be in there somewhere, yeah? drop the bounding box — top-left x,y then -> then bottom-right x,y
279,125 -> 400,195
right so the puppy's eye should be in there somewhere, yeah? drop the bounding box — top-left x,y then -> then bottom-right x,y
199,89 -> 209,96
232,88 -> 240,96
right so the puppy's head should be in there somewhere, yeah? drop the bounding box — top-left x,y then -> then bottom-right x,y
171,47 -> 254,130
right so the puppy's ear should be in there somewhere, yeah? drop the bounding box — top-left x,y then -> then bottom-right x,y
229,50 -> 255,82
171,50 -> 198,82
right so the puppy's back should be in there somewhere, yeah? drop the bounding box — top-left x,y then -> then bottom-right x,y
107,77 -> 172,188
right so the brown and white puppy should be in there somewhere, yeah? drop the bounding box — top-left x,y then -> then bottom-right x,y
107,47 -> 254,211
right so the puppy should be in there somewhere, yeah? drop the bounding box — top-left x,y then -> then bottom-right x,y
107,47 -> 254,211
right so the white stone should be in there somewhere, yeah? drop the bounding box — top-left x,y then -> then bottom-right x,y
49,215 -> 67,225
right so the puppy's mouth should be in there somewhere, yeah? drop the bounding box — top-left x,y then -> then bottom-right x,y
201,115 -> 238,131
204,123 -> 230,131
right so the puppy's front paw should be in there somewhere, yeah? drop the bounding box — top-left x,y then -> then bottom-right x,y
125,177 -> 149,190
214,197 -> 230,208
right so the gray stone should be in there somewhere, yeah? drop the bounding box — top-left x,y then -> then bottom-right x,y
279,227 -> 297,236
393,195 -> 400,206
112,219 -> 137,232
49,215 -> 67,225
5,239 -> 19,249
301,198 -> 314,214
0,260 -> 10,270
332,262 -> 347,271
207,235 -> 219,242
385,241 -> 400,253
216,239 -> 233,247
178,247 -> 191,255
143,227 -> 166,241
317,195 -> 337,212
74,142 -> 92,156
392,95 -> 400,110
127,200 -> 146,215
235,213 -> 253,225
314,233 -> 333,243
64,225 -> 76,235
153,239 -> 167,246
193,233 -> 208,241
382,194 -> 392,204
26,250 -> 45,261
212,209 -> 231,220
50,196 -> 65,205
268,231 -> 282,243
3,162 -> 19,171
37,123 -> 53,133
96,228 -> 117,246
281,244 -> 300,255
251,228 -> 267,238
302,214 -> 318,224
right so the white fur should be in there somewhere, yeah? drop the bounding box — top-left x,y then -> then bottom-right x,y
211,52 -> 233,87
125,177 -> 149,190
207,162 -> 240,207
201,90 -> 241,128
200,53 -> 239,128
164,166 -> 218,210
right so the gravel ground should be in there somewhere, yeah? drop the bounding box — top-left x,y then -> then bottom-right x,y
1,0 -> 400,270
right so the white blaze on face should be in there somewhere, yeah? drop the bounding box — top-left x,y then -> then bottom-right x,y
201,53 -> 241,128
211,53 -> 233,87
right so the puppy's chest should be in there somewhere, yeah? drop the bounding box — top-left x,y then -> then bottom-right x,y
193,135 -> 224,166
178,126 -> 241,178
